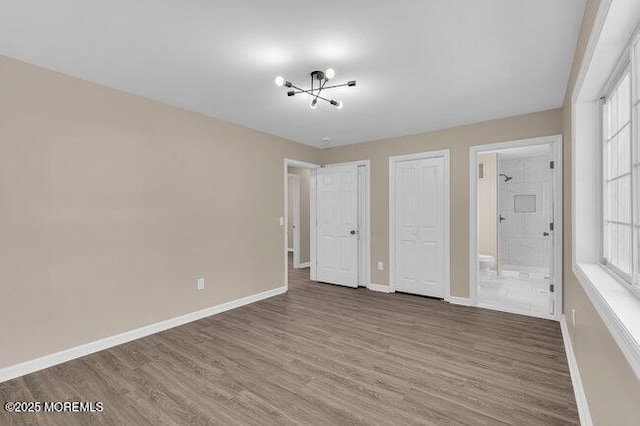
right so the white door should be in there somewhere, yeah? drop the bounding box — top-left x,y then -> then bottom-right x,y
395,157 -> 445,297
316,165 -> 359,287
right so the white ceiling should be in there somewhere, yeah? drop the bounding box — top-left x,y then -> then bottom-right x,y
0,0 -> 586,148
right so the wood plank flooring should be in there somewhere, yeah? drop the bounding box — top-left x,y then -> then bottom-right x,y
0,256 -> 578,425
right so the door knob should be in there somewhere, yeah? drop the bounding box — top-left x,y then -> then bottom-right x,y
499,215 -> 507,222
543,232 -> 549,236
350,230 -> 357,235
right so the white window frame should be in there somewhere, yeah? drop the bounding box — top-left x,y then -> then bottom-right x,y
600,61 -> 636,288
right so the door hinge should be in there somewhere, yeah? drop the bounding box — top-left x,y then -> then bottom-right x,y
549,160 -> 555,169
549,222 -> 554,231
549,284 -> 555,293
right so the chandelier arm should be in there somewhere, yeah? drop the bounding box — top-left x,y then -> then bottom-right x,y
287,84 -> 334,103
313,79 -> 328,104
321,82 -> 353,90
306,91 -> 334,103
288,83 -> 308,93
288,82 -> 353,94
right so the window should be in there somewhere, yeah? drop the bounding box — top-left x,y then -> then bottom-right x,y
634,37 -> 640,290
602,69 -> 632,279
601,35 -> 639,290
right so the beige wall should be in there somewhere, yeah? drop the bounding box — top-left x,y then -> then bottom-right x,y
477,153 -> 497,264
561,1 -> 640,424
320,109 -> 563,296
0,55 -> 318,369
287,167 -> 311,264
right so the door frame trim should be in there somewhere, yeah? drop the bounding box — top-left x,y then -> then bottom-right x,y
468,134 -> 563,321
287,173 -> 301,268
320,160 -> 371,290
284,159 -> 320,291
389,150 -> 451,299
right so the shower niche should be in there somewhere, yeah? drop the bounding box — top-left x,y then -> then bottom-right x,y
514,194 -> 536,213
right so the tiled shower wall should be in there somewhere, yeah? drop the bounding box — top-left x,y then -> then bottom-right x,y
498,154 -> 552,273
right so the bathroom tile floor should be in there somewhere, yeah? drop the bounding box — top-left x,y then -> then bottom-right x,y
479,270 -> 551,315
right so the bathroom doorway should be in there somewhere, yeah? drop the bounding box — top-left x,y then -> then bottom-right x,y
469,136 -> 562,320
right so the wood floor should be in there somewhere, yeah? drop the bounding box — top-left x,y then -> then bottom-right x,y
0,255 -> 578,425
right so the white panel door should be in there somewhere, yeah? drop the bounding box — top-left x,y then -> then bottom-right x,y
395,157 -> 445,297
317,165 -> 359,287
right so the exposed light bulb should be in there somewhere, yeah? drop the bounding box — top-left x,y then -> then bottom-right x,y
310,99 -> 318,109
336,101 -> 343,109
275,76 -> 284,86
325,68 -> 336,79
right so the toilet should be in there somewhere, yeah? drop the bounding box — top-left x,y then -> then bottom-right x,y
478,254 -> 496,278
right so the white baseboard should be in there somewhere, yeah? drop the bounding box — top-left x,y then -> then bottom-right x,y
446,296 -> 475,306
0,285 -> 287,384
368,283 -> 392,293
560,316 -> 592,426
474,301 -> 558,321
297,262 -> 311,269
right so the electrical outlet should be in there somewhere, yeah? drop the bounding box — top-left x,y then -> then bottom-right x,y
279,217 -> 284,226
377,261 -> 384,271
571,308 -> 576,326
197,277 -> 205,290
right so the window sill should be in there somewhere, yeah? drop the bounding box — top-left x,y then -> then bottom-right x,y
573,262 -> 640,378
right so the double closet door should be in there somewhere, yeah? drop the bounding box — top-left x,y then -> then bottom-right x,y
394,156 -> 446,298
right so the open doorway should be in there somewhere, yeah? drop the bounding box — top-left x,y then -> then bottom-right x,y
287,172 -> 305,269
470,136 -> 562,320
287,173 -> 299,257
284,160 -> 318,289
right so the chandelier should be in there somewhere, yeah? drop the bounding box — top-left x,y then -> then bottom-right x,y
275,68 -> 356,109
